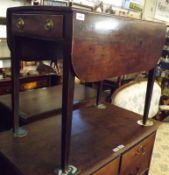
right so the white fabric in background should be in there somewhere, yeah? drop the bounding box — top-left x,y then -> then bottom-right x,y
112,81 -> 161,118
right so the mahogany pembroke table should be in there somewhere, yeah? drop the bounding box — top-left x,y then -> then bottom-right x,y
0,6 -> 166,175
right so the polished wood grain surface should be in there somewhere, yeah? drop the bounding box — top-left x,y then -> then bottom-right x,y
7,6 -> 166,80
0,103 -> 159,175
0,84 -> 95,122
72,11 -> 166,82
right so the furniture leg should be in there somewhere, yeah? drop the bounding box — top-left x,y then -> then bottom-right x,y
96,81 -> 106,109
137,68 -> 156,126
60,43 -> 78,175
11,41 -> 28,137
96,81 -> 103,106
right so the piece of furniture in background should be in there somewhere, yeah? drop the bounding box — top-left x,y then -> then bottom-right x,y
0,16 -> 62,93
0,84 -> 96,131
101,72 -> 147,102
0,73 -> 59,95
0,59 -> 62,95
159,26 -> 169,75
155,26 -> 169,120
112,81 -> 161,119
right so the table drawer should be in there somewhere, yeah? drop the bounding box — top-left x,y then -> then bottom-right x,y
93,157 -> 120,175
120,133 -> 156,175
12,14 -> 63,39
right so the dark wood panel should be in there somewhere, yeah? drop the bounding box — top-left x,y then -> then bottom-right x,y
93,157 -> 120,175
0,84 -> 96,124
72,11 -> 166,82
0,103 -> 160,175
120,133 -> 156,175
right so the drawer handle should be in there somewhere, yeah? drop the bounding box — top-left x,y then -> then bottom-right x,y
129,166 -> 141,175
16,18 -> 24,31
44,19 -> 54,31
136,145 -> 145,155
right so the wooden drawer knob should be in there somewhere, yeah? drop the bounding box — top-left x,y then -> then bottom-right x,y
44,19 -> 54,31
136,145 -> 145,155
16,18 -> 24,30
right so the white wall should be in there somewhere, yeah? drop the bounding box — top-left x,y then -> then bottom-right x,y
0,0 -> 26,66
0,39 -> 10,58
0,0 -> 26,17
142,0 -> 169,25
142,0 -> 157,21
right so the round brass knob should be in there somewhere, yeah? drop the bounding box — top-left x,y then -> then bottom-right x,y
16,18 -> 24,31
44,19 -> 54,31
136,145 -> 145,155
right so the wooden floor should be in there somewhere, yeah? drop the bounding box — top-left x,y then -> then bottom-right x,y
0,103 -> 159,175
0,84 -> 96,124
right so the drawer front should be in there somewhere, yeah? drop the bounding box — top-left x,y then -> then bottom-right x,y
93,157 -> 120,175
12,14 -> 63,39
120,133 -> 156,175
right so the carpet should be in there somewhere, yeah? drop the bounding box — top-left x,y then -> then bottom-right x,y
149,121 -> 169,175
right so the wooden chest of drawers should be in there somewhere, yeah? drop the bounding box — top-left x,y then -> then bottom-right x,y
120,134 -> 155,175
92,133 -> 156,175
0,104 -> 159,175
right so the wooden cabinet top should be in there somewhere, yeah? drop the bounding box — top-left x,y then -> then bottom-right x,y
0,103 -> 160,175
